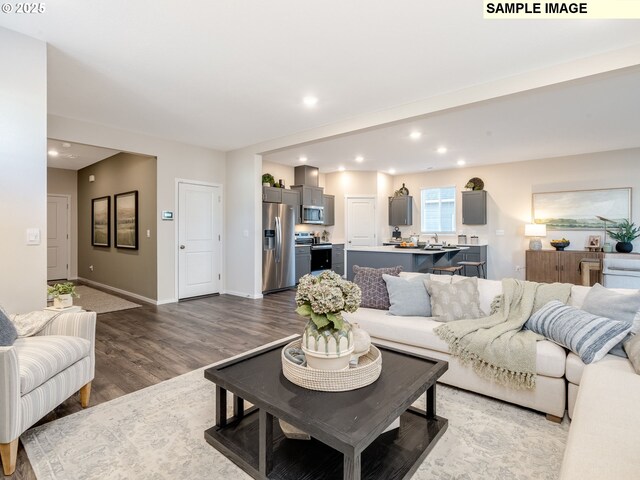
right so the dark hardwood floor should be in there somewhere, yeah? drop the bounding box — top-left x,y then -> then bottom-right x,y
10,289 -> 303,480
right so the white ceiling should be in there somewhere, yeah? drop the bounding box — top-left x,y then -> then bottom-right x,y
47,139 -> 120,170
263,67 -> 640,174
2,1 -> 640,152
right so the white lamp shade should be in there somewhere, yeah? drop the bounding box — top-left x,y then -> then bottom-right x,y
525,223 -> 546,237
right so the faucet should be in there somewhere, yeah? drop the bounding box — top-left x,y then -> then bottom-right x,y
431,233 -> 439,243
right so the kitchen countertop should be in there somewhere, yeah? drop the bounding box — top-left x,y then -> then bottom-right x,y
347,245 -> 468,255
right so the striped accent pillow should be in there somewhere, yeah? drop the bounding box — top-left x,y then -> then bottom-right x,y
526,300 -> 633,364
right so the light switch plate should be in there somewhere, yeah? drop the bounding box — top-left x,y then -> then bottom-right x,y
26,228 -> 41,245
495,229 -> 505,236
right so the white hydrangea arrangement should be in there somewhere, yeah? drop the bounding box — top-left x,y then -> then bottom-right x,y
295,270 -> 362,330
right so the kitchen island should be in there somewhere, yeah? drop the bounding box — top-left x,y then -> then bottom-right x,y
345,245 -> 467,280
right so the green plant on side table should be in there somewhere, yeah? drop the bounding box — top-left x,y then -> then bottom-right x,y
47,282 -> 79,309
606,219 -> 640,253
262,173 -> 275,187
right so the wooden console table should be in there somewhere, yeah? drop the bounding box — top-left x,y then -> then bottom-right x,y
526,250 -> 603,286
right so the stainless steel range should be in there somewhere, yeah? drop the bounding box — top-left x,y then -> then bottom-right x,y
295,232 -> 332,275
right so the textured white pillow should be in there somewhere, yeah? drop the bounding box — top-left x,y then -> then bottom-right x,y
424,276 -> 482,322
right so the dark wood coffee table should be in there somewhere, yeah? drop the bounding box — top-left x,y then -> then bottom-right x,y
204,337 -> 448,480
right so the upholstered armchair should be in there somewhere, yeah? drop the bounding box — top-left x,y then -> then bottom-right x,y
0,311 -> 96,475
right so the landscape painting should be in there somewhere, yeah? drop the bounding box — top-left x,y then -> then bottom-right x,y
115,191 -> 138,249
91,196 -> 110,247
532,187 -> 630,230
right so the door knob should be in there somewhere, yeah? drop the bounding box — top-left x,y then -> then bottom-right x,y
180,245 -> 186,249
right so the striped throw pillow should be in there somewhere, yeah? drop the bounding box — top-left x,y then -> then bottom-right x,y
526,300 -> 633,364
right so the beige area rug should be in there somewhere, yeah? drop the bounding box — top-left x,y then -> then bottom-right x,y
22,338 -> 569,480
72,285 -> 141,314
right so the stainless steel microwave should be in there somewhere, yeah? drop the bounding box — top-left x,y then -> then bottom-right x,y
301,205 -> 324,224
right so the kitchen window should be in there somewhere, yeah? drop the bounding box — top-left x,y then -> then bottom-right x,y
420,186 -> 456,233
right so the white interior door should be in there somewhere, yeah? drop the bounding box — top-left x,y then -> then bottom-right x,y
178,182 -> 221,299
47,195 -> 69,281
346,197 -> 376,247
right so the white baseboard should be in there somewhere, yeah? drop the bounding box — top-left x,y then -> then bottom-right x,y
156,298 -> 178,305
223,290 -> 263,299
76,277 -> 158,305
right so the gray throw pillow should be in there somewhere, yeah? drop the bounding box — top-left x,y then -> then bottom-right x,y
527,300 -> 632,364
424,276 -> 482,322
353,265 -> 403,310
581,283 -> 640,357
0,306 -> 17,346
624,335 -> 640,375
383,274 -> 431,317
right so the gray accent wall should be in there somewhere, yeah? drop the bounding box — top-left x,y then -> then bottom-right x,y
78,153 -> 158,300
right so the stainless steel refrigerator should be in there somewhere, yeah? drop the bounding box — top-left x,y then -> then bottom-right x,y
262,203 -> 296,293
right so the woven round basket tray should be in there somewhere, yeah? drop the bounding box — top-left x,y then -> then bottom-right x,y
281,339 -> 382,392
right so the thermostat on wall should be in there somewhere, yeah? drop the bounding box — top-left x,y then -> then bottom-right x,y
161,211 -> 174,220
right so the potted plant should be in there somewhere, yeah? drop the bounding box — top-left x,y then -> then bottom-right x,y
47,282 -> 79,309
262,173 -> 275,187
606,219 -> 640,253
295,271 -> 362,370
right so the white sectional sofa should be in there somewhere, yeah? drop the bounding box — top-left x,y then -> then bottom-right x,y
560,360 -> 639,479
343,272 -> 636,421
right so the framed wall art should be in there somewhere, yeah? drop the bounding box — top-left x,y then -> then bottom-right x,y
114,190 -> 139,249
91,196 -> 111,247
532,187 -> 631,230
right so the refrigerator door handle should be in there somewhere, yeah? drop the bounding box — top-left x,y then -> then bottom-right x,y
275,216 -> 281,263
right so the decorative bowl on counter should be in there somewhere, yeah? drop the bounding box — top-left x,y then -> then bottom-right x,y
550,239 -> 570,251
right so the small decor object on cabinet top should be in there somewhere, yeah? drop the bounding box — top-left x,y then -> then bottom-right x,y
550,238 -> 570,251
587,235 -> 601,251
295,271 -> 361,371
394,183 -> 410,197
606,219 -> 640,253
261,173 -> 275,187
465,177 -> 484,191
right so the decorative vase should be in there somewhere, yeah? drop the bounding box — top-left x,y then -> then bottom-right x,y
351,323 -> 371,363
616,242 -> 633,253
301,320 -> 354,371
53,294 -> 73,309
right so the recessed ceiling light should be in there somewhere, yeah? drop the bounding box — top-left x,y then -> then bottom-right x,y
338,166 -> 345,172
389,168 -> 396,175
48,150 -> 59,157
355,156 -> 364,163
457,159 -> 466,166
437,146 -> 447,154
303,96 -> 318,107
61,142 -> 71,148
409,131 -> 422,140
299,156 -> 307,162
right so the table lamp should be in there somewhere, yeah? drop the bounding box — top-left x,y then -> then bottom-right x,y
596,215 -> 614,252
525,223 -> 546,250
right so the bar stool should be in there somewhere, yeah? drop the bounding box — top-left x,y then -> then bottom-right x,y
456,261 -> 486,278
431,265 -> 463,276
